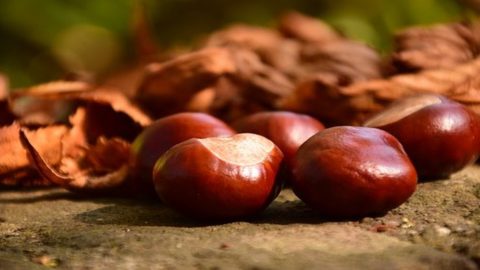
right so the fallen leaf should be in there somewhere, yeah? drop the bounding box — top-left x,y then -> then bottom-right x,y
280,57 -> 480,125
391,21 -> 480,71
0,123 -> 67,187
11,81 -> 151,141
20,129 -> 133,195
278,11 -> 341,43
136,47 -> 237,117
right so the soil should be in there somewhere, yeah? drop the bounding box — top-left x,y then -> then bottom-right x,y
1,166 -> 479,269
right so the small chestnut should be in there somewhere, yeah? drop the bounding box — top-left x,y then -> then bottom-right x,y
364,94 -> 480,179
233,111 -> 324,179
291,126 -> 417,218
153,133 -> 283,220
132,112 -> 235,185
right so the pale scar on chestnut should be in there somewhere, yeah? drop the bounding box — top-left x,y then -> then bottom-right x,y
200,133 -> 275,166
364,94 -> 443,127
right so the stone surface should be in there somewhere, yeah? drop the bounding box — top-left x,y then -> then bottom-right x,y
1,166 -> 480,269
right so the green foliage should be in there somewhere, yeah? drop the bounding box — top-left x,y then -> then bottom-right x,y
0,0 -> 470,88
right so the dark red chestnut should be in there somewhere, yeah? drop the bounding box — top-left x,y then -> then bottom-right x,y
153,133 -> 283,220
364,94 -> 480,179
132,112 -> 235,185
233,111 -> 324,177
292,126 -> 417,218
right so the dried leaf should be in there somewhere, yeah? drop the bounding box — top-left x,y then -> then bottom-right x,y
100,64 -> 146,98
20,129 -> 133,195
229,48 -> 294,104
298,40 -> 383,84
203,24 -> 302,78
392,22 -> 480,71
280,57 -> 480,125
278,11 -> 340,43
185,87 -> 216,112
0,74 -> 15,126
187,49 -> 295,122
14,81 -> 91,97
204,24 -> 284,54
0,73 -> 9,100
12,81 -> 151,141
0,123 -> 67,187
136,48 -> 237,117
19,106 -> 145,195
0,123 -> 66,175
207,77 -> 267,122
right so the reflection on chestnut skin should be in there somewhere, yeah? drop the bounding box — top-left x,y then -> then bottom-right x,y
153,134 -> 284,221
365,94 -> 480,179
233,111 -> 324,183
131,112 -> 235,187
291,126 -> 417,218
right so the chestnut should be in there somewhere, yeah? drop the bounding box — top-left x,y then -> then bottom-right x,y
291,126 -> 417,218
233,111 -> 324,180
132,113 -> 235,185
153,133 -> 283,220
364,94 -> 480,179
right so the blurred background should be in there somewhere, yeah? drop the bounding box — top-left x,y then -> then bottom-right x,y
0,0 -> 476,88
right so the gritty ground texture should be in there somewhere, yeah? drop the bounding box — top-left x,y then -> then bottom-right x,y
1,166 -> 480,270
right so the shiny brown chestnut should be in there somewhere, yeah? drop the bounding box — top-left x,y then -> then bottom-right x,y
153,133 -> 283,220
233,111 -> 324,180
364,94 -> 480,179
292,126 -> 417,218
132,112 -> 235,185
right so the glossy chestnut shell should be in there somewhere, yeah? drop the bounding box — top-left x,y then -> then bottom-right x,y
233,111 -> 324,169
132,112 -> 235,185
365,94 -> 480,179
153,133 -> 284,220
291,126 -> 417,218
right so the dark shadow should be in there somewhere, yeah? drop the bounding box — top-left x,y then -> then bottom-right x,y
74,201 -> 214,227
253,199 -> 329,224
73,196 -> 363,227
252,200 -> 373,224
0,189 -> 143,205
417,175 -> 451,183
0,190 -> 78,204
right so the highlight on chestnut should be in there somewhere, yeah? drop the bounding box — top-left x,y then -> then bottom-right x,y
291,126 -> 418,218
364,94 -> 480,179
153,133 -> 284,220
131,112 -> 235,189
233,111 -> 325,171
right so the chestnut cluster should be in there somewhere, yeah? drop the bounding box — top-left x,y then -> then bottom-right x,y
133,95 -> 480,221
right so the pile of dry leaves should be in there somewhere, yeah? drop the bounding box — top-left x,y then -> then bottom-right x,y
2,11 -> 480,196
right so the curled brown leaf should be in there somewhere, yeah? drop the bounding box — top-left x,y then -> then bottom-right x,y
0,74 -> 15,126
0,123 -> 67,187
298,40 -> 384,84
0,73 -> 9,100
278,11 -> 341,43
20,129 -> 134,195
136,47 -> 237,117
229,48 -> 294,104
11,81 -> 151,141
204,24 -> 283,54
203,24 -> 302,79
280,57 -> 480,125
392,22 -> 480,71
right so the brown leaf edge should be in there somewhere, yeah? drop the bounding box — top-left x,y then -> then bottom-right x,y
280,57 -> 480,125
19,129 -> 132,195
11,80 -> 152,127
0,123 -> 67,188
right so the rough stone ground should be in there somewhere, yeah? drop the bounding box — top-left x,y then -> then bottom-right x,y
1,165 -> 480,269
